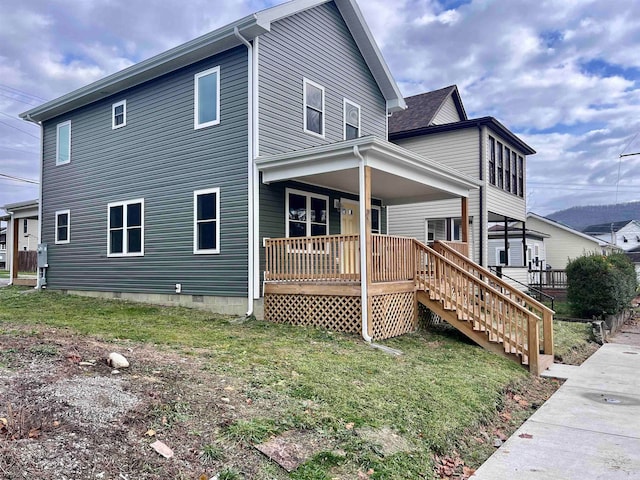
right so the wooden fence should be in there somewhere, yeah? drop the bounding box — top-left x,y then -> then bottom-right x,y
18,251 -> 37,272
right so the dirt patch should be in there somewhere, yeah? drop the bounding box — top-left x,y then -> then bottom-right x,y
356,426 -> 413,457
0,326 -> 290,479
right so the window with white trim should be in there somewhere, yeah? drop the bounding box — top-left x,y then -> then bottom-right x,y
56,121 -> 71,165
195,66 -> 220,129
344,99 -> 360,140
107,199 -> 144,257
496,247 -> 510,266
371,205 -> 381,234
112,100 -> 126,129
303,78 -> 325,137
286,189 -> 328,237
55,210 -> 70,244
194,188 -> 220,254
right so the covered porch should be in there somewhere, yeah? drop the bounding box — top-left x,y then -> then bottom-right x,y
256,136 -> 479,339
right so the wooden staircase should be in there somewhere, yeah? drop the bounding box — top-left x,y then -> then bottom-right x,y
414,240 -> 555,375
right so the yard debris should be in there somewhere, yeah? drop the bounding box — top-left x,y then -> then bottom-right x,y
107,352 -> 129,369
150,440 -> 174,459
79,361 -> 96,366
518,433 -> 533,439
145,429 -> 156,437
255,430 -> 326,472
493,438 -> 503,447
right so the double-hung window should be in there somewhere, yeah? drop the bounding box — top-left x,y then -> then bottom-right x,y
55,210 -> 70,244
195,66 -> 220,129
303,78 -> 325,137
371,206 -> 381,234
518,156 -> 524,197
112,100 -> 126,129
344,99 -> 360,140
496,141 -> 504,189
108,199 -> 144,257
488,137 -> 496,185
56,121 -> 71,165
504,147 -> 511,192
286,189 -> 328,238
511,152 -> 518,195
194,188 -> 220,254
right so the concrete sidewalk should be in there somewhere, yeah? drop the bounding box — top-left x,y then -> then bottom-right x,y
471,343 -> 640,479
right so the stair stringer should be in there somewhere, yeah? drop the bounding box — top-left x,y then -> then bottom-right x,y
416,290 -> 524,365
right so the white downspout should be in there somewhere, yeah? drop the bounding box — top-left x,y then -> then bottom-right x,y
234,27 -> 254,316
354,145 -> 372,343
25,114 -> 44,289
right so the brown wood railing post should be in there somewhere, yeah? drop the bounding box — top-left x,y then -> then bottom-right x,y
528,315 -> 540,375
543,310 -> 554,355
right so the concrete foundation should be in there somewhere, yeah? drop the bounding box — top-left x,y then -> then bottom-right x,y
65,289 -> 264,319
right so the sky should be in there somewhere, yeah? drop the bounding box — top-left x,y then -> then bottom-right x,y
1,0 -> 639,217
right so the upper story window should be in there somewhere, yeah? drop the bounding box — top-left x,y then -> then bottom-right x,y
194,187 -> 220,254
23,219 -> 28,234
55,210 -> 70,244
496,141 -> 504,189
195,66 -> 220,129
489,137 -> 496,185
56,121 -> 71,165
489,135 -> 524,198
286,188 -> 328,237
344,99 -> 360,140
504,146 -> 511,192
303,78 -> 325,138
112,100 -> 126,129
108,199 -> 144,257
511,152 -> 518,195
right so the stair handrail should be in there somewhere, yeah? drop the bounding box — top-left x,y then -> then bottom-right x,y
414,240 -> 540,320
415,239 -> 541,373
433,240 -> 553,357
488,265 -> 555,310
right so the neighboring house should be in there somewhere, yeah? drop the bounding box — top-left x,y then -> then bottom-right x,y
583,220 -> 640,252
1,199 -> 39,285
19,0 -> 552,373
526,212 -> 617,269
487,224 -> 548,269
0,226 -> 6,269
624,245 -> 640,281
386,85 -> 536,273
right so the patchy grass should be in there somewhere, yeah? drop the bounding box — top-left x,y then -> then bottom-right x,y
553,319 -> 598,365
0,287 -> 589,478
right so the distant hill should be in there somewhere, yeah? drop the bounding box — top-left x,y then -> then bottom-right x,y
546,201 -> 640,231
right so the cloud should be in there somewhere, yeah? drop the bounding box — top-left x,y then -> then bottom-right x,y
1,0 -> 640,217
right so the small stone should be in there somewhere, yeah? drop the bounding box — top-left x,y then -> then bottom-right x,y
150,440 -> 174,459
493,438 -> 503,448
79,361 -> 95,366
107,352 -> 130,369
221,397 -> 230,403
111,369 -> 120,375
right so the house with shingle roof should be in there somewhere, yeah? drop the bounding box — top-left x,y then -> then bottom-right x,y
386,85 -> 536,284
583,220 -> 640,252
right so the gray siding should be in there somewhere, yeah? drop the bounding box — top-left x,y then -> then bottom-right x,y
257,1 -> 387,155
432,95 -> 461,125
41,47 -> 250,296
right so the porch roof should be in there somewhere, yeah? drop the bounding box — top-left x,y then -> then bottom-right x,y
255,137 -> 480,205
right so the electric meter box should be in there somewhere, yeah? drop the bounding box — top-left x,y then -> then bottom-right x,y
37,244 -> 48,268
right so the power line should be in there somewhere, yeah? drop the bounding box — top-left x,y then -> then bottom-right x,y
0,173 -> 39,184
0,83 -> 47,102
0,119 -> 39,140
0,92 -> 40,106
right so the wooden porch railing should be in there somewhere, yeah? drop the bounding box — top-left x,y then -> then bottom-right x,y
264,234 -> 360,282
415,240 -> 540,371
437,241 -> 468,257
433,241 -> 554,357
371,234 -> 414,283
530,269 -> 567,289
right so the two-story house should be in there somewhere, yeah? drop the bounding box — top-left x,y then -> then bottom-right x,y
386,86 -> 536,286
1,199 -> 39,285
20,0 -> 552,373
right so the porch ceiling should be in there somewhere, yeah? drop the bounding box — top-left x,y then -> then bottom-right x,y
255,136 -> 480,205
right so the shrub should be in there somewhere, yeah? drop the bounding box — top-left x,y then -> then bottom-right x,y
566,253 -> 637,318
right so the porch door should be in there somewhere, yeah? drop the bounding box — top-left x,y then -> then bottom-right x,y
340,199 -> 360,274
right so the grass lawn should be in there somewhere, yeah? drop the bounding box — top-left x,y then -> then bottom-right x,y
0,287 -> 592,479
0,270 -> 9,278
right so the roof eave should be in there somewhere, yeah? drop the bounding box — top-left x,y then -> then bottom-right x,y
20,15 -> 267,123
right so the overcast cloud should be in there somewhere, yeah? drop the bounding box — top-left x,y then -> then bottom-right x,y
0,0 -> 639,216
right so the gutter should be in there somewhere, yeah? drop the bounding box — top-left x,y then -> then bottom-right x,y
24,114 -> 43,289
353,145 -> 372,343
477,122 -> 484,266
233,27 -> 255,317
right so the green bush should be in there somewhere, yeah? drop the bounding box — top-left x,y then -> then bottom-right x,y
566,253 -> 637,318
